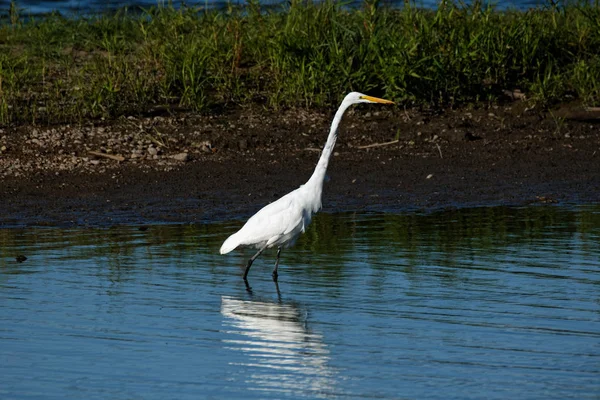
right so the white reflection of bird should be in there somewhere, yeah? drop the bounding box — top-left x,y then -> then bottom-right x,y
220,92 -> 394,281
221,296 -> 333,394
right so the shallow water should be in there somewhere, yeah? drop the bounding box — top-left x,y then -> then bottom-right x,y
1,206 -> 599,399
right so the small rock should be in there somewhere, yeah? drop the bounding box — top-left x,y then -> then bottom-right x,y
148,147 -> 158,156
90,159 -> 100,165
426,174 -> 433,179
200,141 -> 213,153
172,153 -> 190,162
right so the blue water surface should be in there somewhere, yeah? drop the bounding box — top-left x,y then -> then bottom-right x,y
1,206 -> 599,399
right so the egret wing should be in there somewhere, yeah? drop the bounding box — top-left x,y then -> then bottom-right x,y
235,191 -> 305,248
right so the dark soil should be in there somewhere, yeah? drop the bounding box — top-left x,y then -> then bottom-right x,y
1,102 -> 599,228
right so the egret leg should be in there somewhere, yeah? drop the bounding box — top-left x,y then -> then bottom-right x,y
272,248 -> 282,281
274,279 -> 281,301
244,279 -> 253,295
243,247 -> 265,281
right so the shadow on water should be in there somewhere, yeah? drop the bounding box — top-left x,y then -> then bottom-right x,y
1,205 -> 599,280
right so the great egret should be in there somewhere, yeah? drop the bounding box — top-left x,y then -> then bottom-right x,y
220,92 -> 394,281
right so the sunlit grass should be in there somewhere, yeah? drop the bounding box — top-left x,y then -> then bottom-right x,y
0,0 -> 599,125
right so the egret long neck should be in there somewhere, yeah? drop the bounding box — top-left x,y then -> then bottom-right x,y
306,102 -> 349,191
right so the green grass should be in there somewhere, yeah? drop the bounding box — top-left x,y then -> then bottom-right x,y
0,0 -> 599,125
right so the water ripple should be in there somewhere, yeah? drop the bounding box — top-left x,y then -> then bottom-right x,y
0,205 -> 599,399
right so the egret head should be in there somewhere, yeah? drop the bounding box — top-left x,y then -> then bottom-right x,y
344,92 -> 395,106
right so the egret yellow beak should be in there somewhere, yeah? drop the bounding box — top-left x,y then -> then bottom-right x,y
360,95 -> 395,104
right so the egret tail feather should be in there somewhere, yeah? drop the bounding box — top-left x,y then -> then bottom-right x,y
220,235 -> 240,254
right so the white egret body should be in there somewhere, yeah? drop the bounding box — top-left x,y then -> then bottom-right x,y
220,92 -> 394,280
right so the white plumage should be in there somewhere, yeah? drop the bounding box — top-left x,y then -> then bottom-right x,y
220,92 -> 394,281
220,190 -> 311,253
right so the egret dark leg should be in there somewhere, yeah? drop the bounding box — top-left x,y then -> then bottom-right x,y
244,247 -> 265,281
244,279 -> 253,295
272,248 -> 282,281
274,279 -> 281,301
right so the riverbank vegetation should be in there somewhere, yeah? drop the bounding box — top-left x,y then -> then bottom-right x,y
0,0 -> 599,125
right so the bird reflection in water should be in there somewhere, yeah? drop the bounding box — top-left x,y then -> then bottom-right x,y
221,295 -> 335,396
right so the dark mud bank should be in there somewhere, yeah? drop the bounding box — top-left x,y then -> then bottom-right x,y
1,104 -> 599,227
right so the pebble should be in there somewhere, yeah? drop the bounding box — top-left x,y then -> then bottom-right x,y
148,147 -> 158,156
199,141 -> 213,153
172,153 -> 190,162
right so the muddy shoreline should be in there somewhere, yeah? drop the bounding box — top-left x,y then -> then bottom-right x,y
1,104 -> 599,228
